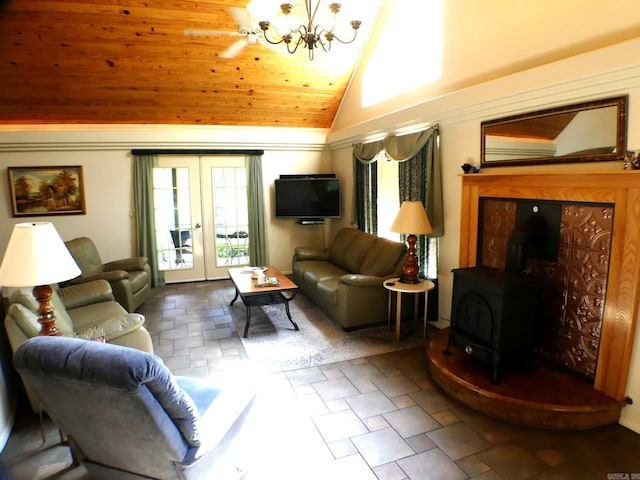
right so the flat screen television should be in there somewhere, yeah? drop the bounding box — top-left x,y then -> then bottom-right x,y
275,177 -> 341,220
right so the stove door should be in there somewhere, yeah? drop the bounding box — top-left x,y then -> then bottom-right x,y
453,291 -> 494,345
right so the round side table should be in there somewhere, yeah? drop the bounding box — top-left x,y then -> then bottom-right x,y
383,278 -> 436,341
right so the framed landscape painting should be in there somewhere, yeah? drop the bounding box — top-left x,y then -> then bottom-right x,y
7,166 -> 86,217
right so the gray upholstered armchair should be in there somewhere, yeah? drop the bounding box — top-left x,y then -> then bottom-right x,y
14,336 -> 255,480
64,237 -> 151,312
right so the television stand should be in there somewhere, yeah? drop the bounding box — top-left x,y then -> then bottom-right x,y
297,218 -> 324,225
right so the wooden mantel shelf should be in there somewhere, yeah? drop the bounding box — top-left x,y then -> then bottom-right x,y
455,168 -> 640,401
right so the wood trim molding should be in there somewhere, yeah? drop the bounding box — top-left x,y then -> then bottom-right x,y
459,169 -> 640,400
0,126 -> 330,152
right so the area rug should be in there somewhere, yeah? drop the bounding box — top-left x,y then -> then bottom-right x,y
230,293 -> 428,372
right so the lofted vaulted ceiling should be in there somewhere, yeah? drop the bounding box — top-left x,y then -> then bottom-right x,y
0,0 -> 379,128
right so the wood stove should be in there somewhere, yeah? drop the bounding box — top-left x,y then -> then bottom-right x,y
446,266 -> 539,383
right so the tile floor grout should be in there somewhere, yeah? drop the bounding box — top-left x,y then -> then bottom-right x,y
1,279 -> 640,479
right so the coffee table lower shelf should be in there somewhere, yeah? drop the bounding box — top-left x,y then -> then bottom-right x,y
230,290 -> 299,338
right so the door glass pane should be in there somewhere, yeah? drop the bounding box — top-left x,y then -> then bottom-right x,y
153,167 -> 194,271
212,166 -> 249,267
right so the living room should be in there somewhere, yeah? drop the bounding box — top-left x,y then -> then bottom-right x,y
0,0 -> 640,472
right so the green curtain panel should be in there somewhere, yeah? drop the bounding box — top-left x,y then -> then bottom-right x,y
246,154 -> 269,266
133,154 -> 165,287
354,157 -> 378,234
353,140 -> 384,234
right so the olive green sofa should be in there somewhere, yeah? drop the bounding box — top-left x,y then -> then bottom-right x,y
4,279 -> 153,412
292,228 -> 407,330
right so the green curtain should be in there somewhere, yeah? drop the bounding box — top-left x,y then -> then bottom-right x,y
385,126 -> 443,237
354,157 -> 378,234
398,145 -> 429,278
353,126 -> 443,278
133,154 -> 165,287
353,140 -> 384,234
398,128 -> 442,279
246,154 -> 269,266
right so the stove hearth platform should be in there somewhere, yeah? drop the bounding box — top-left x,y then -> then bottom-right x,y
427,328 -> 628,430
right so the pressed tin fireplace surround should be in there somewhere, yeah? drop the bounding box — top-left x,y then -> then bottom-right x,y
478,197 -> 613,380
454,169 -> 640,402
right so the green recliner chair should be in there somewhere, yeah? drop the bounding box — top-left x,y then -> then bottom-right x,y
64,236 -> 151,312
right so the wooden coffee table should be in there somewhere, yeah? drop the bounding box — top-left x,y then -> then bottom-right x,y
228,265 -> 299,338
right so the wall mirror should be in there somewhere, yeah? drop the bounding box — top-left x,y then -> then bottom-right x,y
480,96 -> 628,167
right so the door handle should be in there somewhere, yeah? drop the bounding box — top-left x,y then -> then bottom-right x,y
195,223 -> 202,229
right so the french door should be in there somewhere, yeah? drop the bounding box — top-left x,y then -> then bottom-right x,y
154,155 -> 249,283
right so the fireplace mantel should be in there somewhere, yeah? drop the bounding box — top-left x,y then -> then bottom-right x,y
458,169 -> 640,400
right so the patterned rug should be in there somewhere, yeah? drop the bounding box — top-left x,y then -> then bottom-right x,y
231,292 -> 428,372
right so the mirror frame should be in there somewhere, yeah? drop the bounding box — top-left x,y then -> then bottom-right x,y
480,96 -> 628,168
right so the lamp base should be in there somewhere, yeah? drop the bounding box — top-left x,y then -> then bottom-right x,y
399,277 -> 421,284
33,284 -> 62,336
400,233 -> 420,284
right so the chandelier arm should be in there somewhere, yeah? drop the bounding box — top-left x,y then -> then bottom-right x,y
311,23 -> 324,51
287,31 -> 305,54
261,31 -> 286,45
326,28 -> 360,45
259,22 -> 285,45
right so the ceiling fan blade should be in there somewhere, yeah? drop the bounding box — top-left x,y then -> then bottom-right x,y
228,7 -> 256,33
220,38 -> 248,58
184,29 -> 241,37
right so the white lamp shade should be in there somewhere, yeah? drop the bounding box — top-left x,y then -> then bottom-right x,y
390,201 -> 433,235
0,222 -> 81,287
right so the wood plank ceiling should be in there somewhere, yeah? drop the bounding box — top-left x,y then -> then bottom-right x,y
0,0 -> 377,128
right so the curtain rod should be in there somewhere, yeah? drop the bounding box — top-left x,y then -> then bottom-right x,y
131,149 -> 264,156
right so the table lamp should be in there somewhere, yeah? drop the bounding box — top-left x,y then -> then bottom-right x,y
0,222 -> 81,336
390,201 -> 432,284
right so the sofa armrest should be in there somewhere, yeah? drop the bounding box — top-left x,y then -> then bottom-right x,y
68,270 -> 129,286
75,313 -> 145,342
293,247 -> 328,262
58,280 -> 115,310
105,257 -> 148,272
339,274 -> 387,287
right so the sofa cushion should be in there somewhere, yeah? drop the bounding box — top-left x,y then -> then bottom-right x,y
7,303 -> 40,338
360,237 -> 407,276
49,290 -> 74,336
6,287 -> 38,311
298,261 -> 347,284
8,287 -> 74,337
328,228 -> 375,273
69,301 -> 130,333
316,278 -> 339,305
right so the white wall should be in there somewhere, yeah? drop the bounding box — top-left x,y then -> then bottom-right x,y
334,0 -> 640,133
0,126 -> 332,270
327,38 -> 640,432
0,149 -> 135,260
262,148 -> 336,270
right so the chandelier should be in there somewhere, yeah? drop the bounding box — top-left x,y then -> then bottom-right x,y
254,2 -> 361,60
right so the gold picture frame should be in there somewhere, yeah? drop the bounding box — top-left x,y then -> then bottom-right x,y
7,166 -> 86,217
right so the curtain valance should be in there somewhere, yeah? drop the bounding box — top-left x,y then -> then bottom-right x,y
353,140 -> 384,164
353,125 -> 438,164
